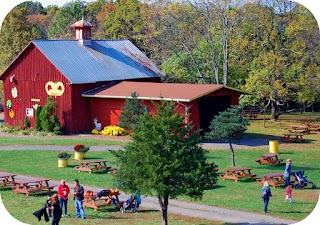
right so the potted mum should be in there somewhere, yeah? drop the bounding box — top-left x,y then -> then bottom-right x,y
74,144 -> 90,160
58,152 -> 71,167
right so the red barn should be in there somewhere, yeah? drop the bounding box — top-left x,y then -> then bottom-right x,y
0,19 -> 162,133
0,19 -> 246,134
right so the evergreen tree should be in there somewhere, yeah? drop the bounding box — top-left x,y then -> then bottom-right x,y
118,92 -> 146,133
39,96 -> 61,133
35,105 -> 42,131
205,106 -> 249,167
112,101 -> 217,225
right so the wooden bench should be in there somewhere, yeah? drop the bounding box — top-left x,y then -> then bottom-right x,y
281,134 -> 305,143
220,168 -> 257,182
305,123 -> 320,132
12,178 -> 54,196
288,126 -> 310,134
83,193 -> 124,211
76,160 -> 111,173
255,153 -> 285,165
0,172 -> 17,187
241,110 -> 259,119
13,186 -> 55,193
257,173 -> 295,188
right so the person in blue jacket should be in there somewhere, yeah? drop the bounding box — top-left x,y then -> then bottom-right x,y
283,159 -> 292,187
133,190 -> 142,211
262,181 -> 272,213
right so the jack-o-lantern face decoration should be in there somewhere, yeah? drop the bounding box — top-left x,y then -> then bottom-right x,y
11,87 -> 18,98
9,110 -> 14,118
45,81 -> 65,96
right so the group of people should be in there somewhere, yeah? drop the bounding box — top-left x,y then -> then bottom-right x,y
262,159 -> 293,213
46,179 -> 86,225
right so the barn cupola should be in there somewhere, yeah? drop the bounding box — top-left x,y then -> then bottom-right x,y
70,18 -> 94,45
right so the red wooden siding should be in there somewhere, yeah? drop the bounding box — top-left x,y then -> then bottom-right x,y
2,44 -> 71,130
90,98 -> 200,130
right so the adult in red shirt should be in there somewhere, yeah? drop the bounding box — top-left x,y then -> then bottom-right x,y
57,180 -> 70,217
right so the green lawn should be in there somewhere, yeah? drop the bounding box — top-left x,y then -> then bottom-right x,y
0,114 -> 319,224
0,147 -> 318,222
0,136 -> 125,146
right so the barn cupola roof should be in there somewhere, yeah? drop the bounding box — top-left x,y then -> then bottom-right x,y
70,18 -> 95,45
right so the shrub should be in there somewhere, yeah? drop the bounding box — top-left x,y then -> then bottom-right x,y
74,144 -> 90,153
24,116 -> 30,128
35,106 -> 42,131
91,129 -> 99,135
100,126 -> 125,136
58,152 -> 71,159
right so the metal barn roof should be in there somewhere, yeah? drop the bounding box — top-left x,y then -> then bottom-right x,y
30,40 -> 163,84
82,81 -> 246,102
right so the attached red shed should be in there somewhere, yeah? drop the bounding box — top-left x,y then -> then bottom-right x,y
82,81 -> 247,132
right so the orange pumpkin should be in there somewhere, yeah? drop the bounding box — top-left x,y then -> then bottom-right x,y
85,190 -> 93,197
109,189 -> 115,195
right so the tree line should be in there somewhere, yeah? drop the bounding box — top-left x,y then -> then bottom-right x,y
0,0 -> 319,118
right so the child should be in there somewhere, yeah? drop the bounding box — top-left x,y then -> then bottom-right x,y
45,195 -> 52,217
285,185 -> 292,203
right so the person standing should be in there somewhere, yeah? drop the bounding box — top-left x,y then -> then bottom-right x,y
285,185 -> 293,203
57,180 -> 70,217
50,193 -> 62,225
283,159 -> 292,187
73,179 -> 86,219
261,181 -> 272,213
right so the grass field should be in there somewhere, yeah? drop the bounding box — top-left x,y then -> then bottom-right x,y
0,114 -> 319,224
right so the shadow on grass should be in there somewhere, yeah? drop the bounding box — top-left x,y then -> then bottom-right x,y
205,184 -> 225,190
88,214 -> 125,220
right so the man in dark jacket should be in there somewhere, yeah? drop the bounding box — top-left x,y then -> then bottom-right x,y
73,179 -> 86,219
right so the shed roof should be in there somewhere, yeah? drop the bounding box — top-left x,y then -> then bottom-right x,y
1,40 -> 163,84
82,81 -> 247,102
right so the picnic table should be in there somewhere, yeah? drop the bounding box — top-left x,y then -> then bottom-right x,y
241,110 -> 259,119
219,167 -> 257,182
281,133 -> 305,143
306,123 -> 320,132
287,126 -> 310,134
75,160 -> 111,173
12,178 -> 54,196
255,153 -> 284,165
83,192 -> 124,211
0,172 -> 17,186
257,173 -> 295,188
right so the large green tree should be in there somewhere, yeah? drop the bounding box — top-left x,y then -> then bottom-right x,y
96,0 -> 146,47
112,101 -> 217,225
47,0 -> 87,39
205,106 -> 249,167
0,6 -> 45,72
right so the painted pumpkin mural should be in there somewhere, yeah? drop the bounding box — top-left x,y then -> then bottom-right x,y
9,110 -> 14,118
6,100 -> 12,109
45,81 -> 65,96
13,102 -> 19,111
11,87 -> 18,98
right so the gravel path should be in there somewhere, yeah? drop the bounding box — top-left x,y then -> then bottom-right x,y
11,174 -> 297,225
